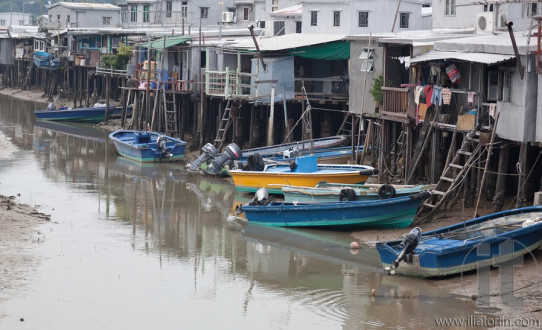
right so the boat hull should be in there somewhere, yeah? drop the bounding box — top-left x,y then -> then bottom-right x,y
376,206 -> 542,278
241,135 -> 348,160
241,193 -> 429,229
35,106 -> 127,123
230,168 -> 374,194
109,130 -> 187,163
282,183 -> 433,203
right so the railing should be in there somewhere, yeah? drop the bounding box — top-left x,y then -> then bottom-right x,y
294,76 -> 348,99
120,10 -> 191,28
206,68 -> 255,98
381,86 -> 408,117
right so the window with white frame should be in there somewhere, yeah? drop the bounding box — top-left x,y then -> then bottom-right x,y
445,0 -> 456,16
487,71 -> 511,102
333,11 -> 340,27
358,11 -> 368,27
296,21 -> 302,33
274,20 -> 285,36
201,7 -> 209,18
166,1 -> 172,18
103,17 -> 111,25
130,5 -> 137,22
399,12 -> 409,28
523,3 -> 538,17
182,2 -> 187,18
244,7 -> 249,20
311,11 -> 317,26
359,48 -> 374,72
272,0 -> 278,12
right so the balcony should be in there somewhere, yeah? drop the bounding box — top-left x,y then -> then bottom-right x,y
294,76 -> 348,101
206,69 -> 255,98
120,10 -> 190,28
381,86 -> 408,117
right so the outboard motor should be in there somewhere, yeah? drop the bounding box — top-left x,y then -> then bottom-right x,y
283,148 -> 300,159
208,143 -> 242,174
156,135 -> 171,159
235,187 -> 269,215
188,143 -> 219,171
387,227 -> 422,275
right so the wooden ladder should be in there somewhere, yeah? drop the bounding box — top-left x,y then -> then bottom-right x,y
162,90 -> 178,136
336,113 -> 357,137
420,131 -> 483,216
214,99 -> 233,150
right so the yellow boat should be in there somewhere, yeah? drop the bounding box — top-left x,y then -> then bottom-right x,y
229,155 -> 377,194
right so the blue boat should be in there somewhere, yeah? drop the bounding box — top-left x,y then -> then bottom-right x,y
375,205 -> 542,278
236,191 -> 430,229
35,105 -> 129,123
33,51 -> 60,69
109,130 -> 187,163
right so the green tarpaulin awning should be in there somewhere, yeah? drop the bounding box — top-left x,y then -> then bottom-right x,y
287,41 -> 350,60
138,36 -> 192,50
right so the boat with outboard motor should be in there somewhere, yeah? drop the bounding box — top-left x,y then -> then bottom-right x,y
376,205 -> 542,277
109,130 -> 187,163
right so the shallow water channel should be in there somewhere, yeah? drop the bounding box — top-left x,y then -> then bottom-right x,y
0,95 -> 499,329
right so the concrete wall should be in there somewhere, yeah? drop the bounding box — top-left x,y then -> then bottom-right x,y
349,39 -> 384,116
0,13 -> 32,26
302,0 -> 426,35
251,56 -> 294,101
432,0 -> 534,32
0,39 -> 14,65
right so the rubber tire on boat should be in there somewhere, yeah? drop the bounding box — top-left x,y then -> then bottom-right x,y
289,160 -> 296,171
247,153 -> 265,171
339,188 -> 356,201
378,184 -> 396,199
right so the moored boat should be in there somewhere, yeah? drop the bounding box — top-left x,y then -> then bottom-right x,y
35,104 -> 130,123
109,130 -> 187,163
235,188 -> 430,229
282,182 -> 434,203
375,205 -> 542,278
33,51 -> 60,69
229,155 -> 378,194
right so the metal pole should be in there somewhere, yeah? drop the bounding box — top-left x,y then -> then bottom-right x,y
198,11 -> 204,146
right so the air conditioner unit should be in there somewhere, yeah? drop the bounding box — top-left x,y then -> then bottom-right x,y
477,12 -> 495,34
222,11 -> 234,23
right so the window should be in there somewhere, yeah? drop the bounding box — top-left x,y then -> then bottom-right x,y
67,15 -> 70,22
182,2 -> 187,18
166,1 -> 172,18
311,11 -> 317,26
359,48 -> 374,72
143,5 -> 150,23
0,19 -> 5,25
57,15 -> 60,21
296,21 -> 302,33
103,17 -> 111,25
524,3 -> 538,16
399,13 -> 409,28
272,0 -> 278,12
243,8 -> 249,21
358,11 -> 368,27
274,20 -> 285,36
333,11 -> 340,27
201,7 -> 209,18
445,0 -> 456,16
131,5 -> 137,22
488,71 -> 512,102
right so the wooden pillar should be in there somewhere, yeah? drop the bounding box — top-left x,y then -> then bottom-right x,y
430,128 -> 439,183
516,142 -> 528,207
493,142 -> 509,212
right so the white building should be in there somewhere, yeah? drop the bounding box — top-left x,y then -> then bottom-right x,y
46,2 -> 121,29
0,12 -> 33,26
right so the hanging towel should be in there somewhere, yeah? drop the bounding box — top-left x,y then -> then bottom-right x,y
431,86 -> 443,106
424,85 -> 433,107
467,91 -> 475,103
414,86 -> 424,105
489,103 -> 497,119
442,88 -> 452,105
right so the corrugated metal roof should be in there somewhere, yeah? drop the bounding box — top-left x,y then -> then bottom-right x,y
270,5 -> 302,16
411,50 -> 515,65
229,33 -> 345,51
138,36 -> 192,49
48,2 -> 120,10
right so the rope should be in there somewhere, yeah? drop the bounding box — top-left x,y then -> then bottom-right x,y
507,150 -> 542,209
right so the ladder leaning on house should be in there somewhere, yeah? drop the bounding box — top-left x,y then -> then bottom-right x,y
419,130 -> 484,218
214,99 -> 233,150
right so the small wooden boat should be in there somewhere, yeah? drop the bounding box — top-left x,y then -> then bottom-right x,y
229,155 -> 378,194
35,105 -> 129,123
33,51 -> 60,69
109,130 -> 187,163
236,191 -> 430,229
240,135 -> 349,160
282,182 -> 434,203
375,205 -> 542,278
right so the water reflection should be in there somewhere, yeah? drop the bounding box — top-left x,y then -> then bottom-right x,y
0,94 -> 499,329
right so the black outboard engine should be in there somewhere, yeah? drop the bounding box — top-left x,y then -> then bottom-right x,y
235,188 -> 269,215
156,135 -> 171,159
188,143 -> 219,171
208,143 -> 242,174
387,227 -> 422,275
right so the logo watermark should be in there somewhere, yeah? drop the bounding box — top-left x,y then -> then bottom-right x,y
461,237 -> 541,307
435,315 -> 541,327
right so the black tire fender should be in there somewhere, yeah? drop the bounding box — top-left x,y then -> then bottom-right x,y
378,184 -> 396,199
